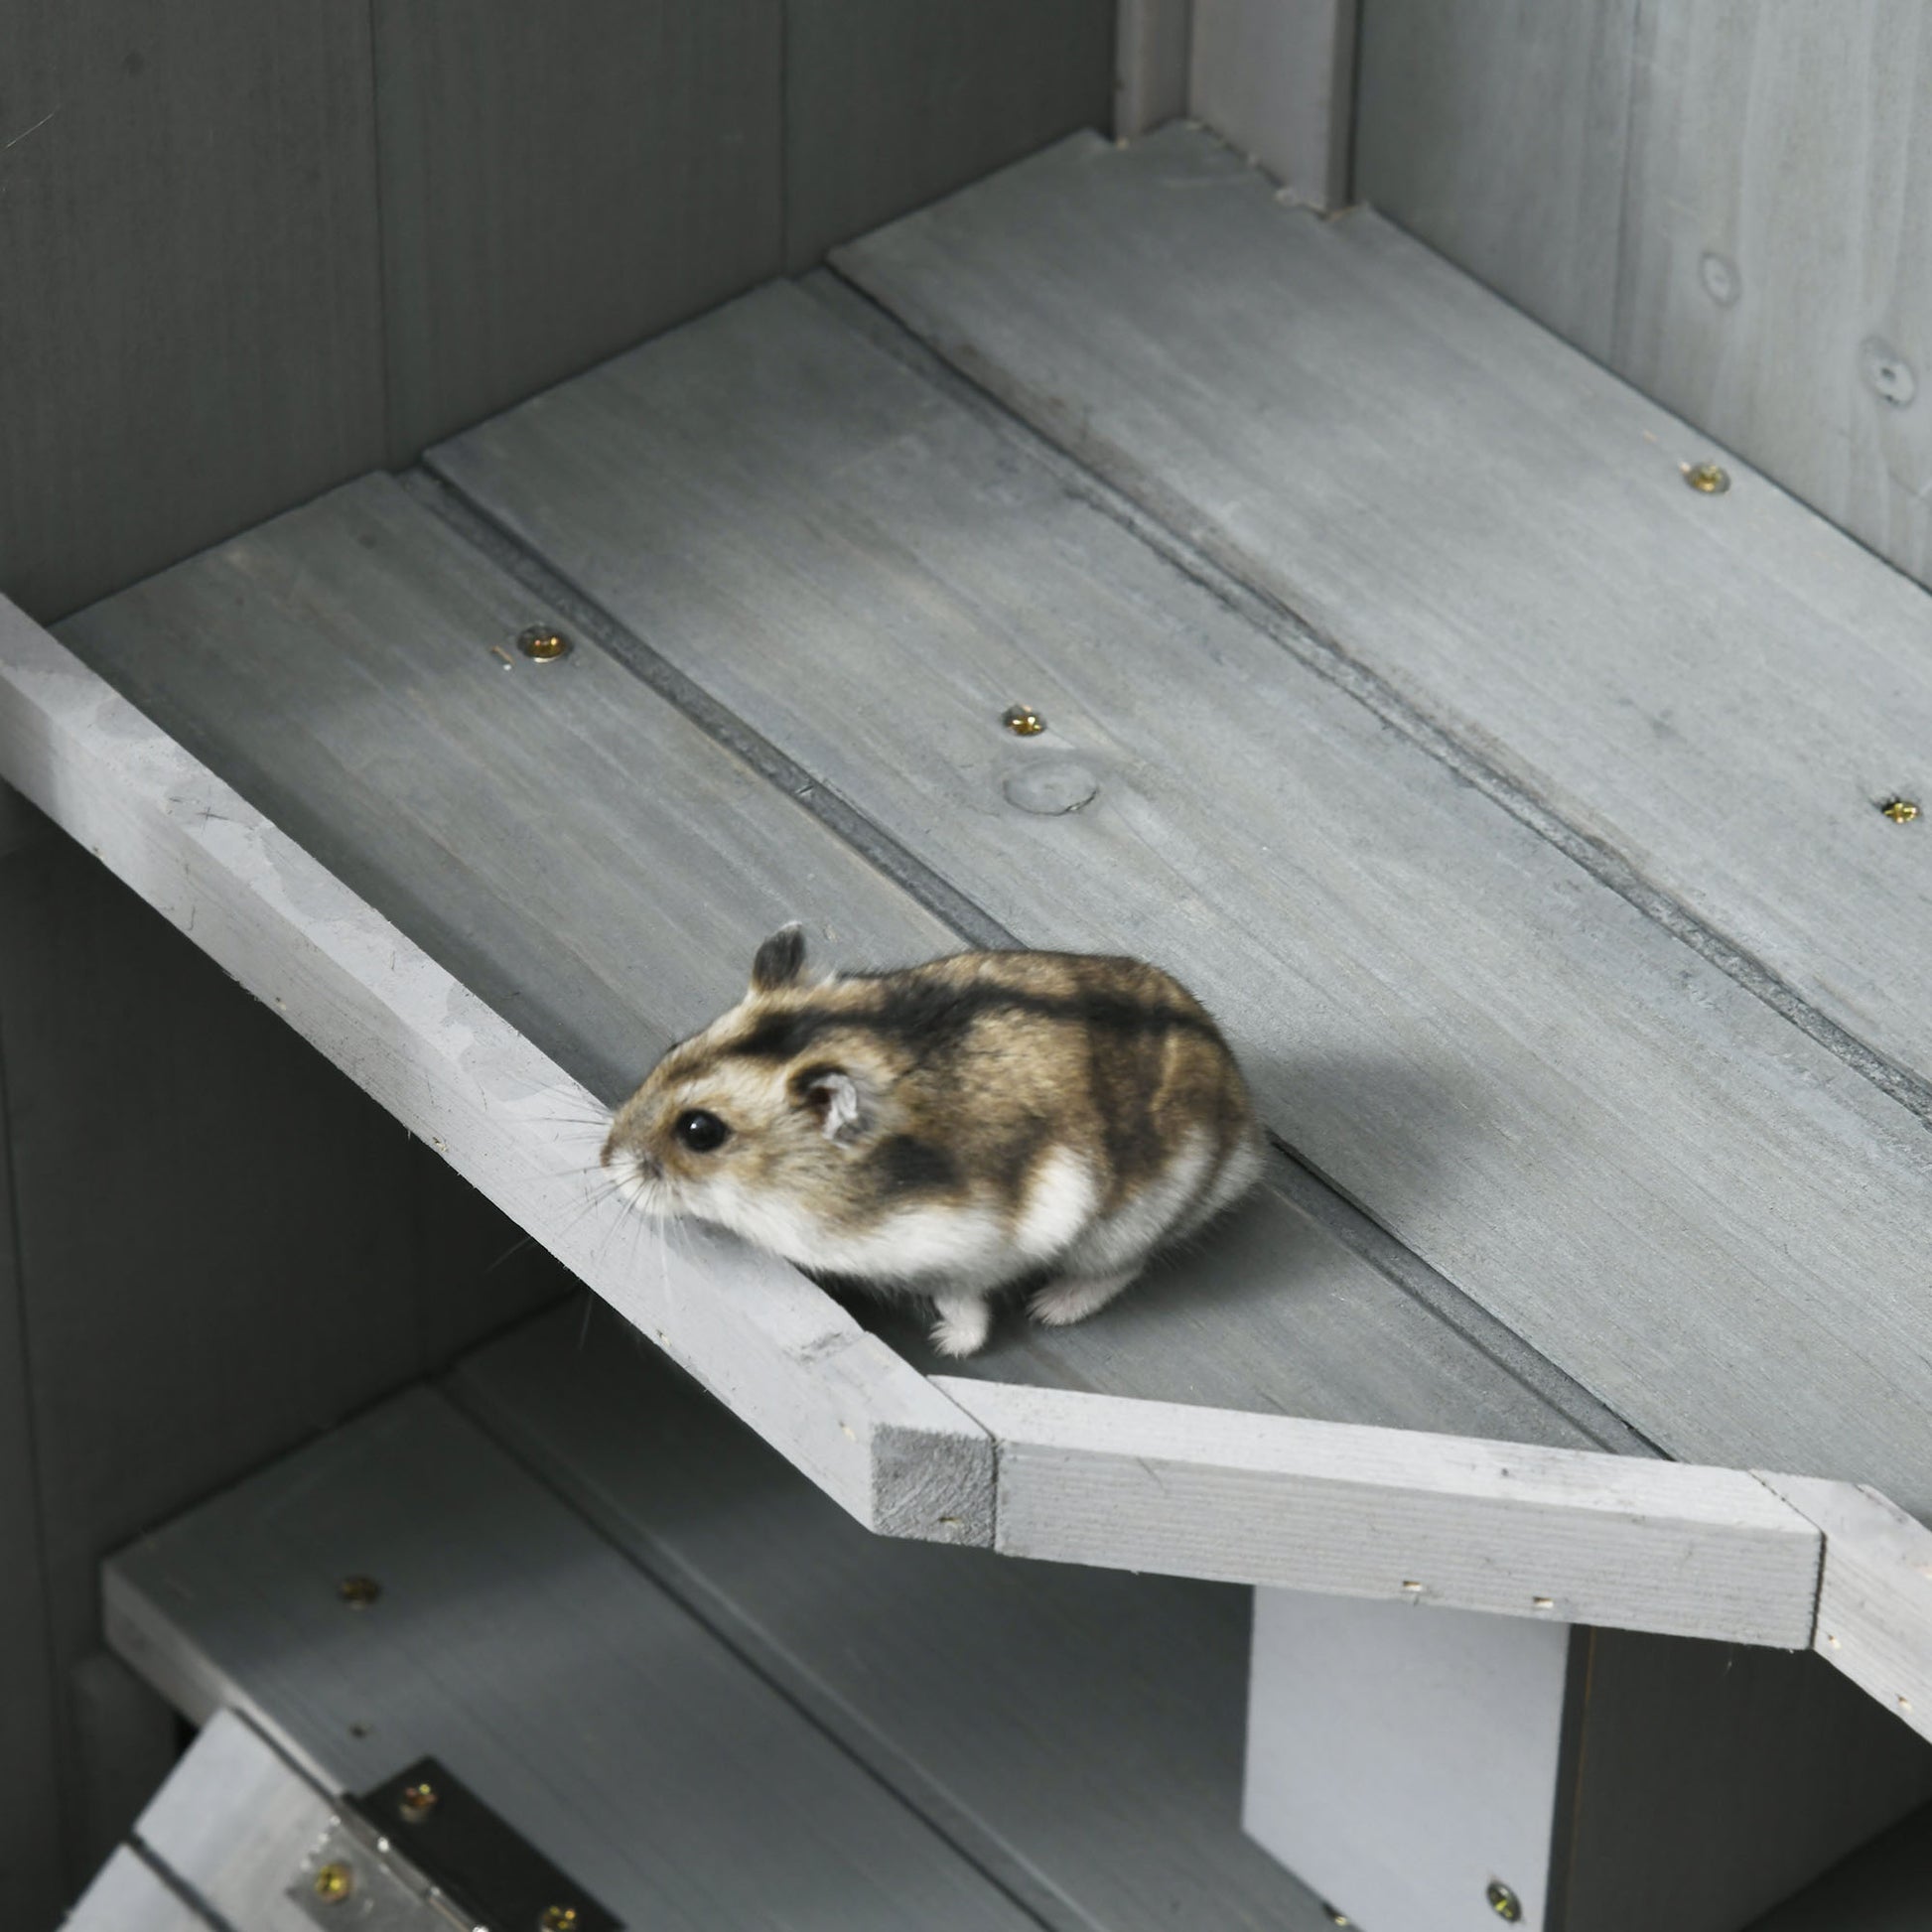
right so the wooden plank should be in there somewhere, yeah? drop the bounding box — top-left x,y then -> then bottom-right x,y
0,0 -> 385,620
1114,0 -> 1191,139
1611,1 -> 1932,595
835,128 -> 1932,1106
1353,0 -> 1637,361
371,0 -> 783,458
131,1712 -> 334,1930
106,1391 -> 1040,1932
66,1850 -> 212,1932
452,1301 -> 1349,1932
782,0 -> 1115,271
434,275 -> 1932,1518
936,1379 -> 1822,1644
0,582 -> 990,1542
0,960 -> 65,1929
1188,0 -> 1358,209
1756,1474 -> 1932,1749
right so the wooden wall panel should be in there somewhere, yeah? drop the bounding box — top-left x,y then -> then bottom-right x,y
783,0 -> 1115,270
373,0 -> 785,458
1356,0 -> 1932,592
1612,1 -> 1932,590
0,0 -> 386,621
0,835 -> 567,1908
0,1003 -> 65,1930
1354,0 -> 1637,362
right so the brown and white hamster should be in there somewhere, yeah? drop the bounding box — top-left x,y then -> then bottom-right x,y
602,926 -> 1265,1357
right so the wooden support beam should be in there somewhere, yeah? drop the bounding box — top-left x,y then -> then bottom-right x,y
1115,0 -> 1192,139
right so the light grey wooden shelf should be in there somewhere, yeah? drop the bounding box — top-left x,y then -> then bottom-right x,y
97,1301 -> 1932,1932
5,122 -> 1932,1735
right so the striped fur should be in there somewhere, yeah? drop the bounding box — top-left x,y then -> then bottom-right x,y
603,928 -> 1265,1355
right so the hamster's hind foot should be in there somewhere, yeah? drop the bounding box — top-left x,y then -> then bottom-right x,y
928,1293 -> 994,1358
1028,1269 -> 1137,1329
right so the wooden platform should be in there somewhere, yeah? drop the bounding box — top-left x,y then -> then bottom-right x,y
96,1301 -> 1932,1932
5,124 -> 1932,1723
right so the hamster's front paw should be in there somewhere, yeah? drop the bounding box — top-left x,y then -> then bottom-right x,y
1028,1269 -> 1137,1328
928,1294 -> 993,1358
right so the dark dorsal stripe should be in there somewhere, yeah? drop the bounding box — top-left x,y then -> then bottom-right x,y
729,976 -> 1221,1065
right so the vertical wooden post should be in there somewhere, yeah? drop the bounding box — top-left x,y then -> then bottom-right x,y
1245,1587 -> 1932,1931
1188,0 -> 1359,207
1115,0 -> 1194,140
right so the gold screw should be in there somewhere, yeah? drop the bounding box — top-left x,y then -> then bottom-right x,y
313,1862 -> 354,1903
1684,460 -> 1730,494
339,1575 -> 381,1608
541,1909 -> 582,1931
1320,1906 -> 1352,1927
1001,703 -> 1045,736
516,625 -> 572,662
1881,797 -> 1920,823
1488,1879 -> 1524,1921
399,1779 -> 439,1818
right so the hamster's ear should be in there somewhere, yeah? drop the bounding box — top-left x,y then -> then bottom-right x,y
792,1064 -> 874,1147
750,922 -> 808,994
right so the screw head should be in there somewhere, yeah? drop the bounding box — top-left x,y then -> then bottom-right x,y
1001,703 -> 1045,736
1487,1879 -> 1524,1921
541,1909 -> 582,1931
339,1575 -> 381,1608
1320,1905 -> 1352,1927
1881,797 -> 1920,824
1684,460 -> 1730,494
516,625 -> 573,662
313,1862 -> 354,1903
399,1779 -> 440,1819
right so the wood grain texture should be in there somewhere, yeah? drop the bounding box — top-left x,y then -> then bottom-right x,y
782,0 -> 1114,270
1189,0 -> 1358,208
938,1380 -> 1821,1644
107,1393 -> 1037,1932
1612,1 -> 1932,593
1757,1474 -> 1932,1749
1354,0 -> 1637,361
0,0 -> 385,620
1,572 -> 988,1540
0,969 -> 64,1929
1559,1628 -> 1932,1932
65,1849 -> 212,1932
372,0 -> 783,458
1114,0 -> 1191,139
437,275 -> 1932,1518
453,1302 -> 1349,1932
837,127 -> 1932,1101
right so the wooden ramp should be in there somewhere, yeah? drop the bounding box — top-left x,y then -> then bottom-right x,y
5,125 -> 1932,1734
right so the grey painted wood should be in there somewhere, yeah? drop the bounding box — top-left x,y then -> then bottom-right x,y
70,1652 -> 179,1882
1612,1 -> 1932,595
837,126 -> 1932,1104
1354,0 -> 1637,362
436,274 -> 1932,1519
1558,1628 -> 1932,1932
452,1301 -> 1349,1932
1245,1593 -> 1575,1929
1114,0 -> 1191,139
106,1391 -> 1039,1932
66,1849 -> 212,1932
1189,0 -> 1358,208
0,963 -> 63,1930
939,1379 -> 1821,1644
1757,1474 -> 1932,1750
0,0 -> 385,621
372,0 -> 783,459
782,0 -> 1115,271
0,580 -> 990,1541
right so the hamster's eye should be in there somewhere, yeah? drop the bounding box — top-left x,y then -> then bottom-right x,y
674,1109 -> 731,1154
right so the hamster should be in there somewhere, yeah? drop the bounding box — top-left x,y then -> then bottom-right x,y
602,925 -> 1265,1357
